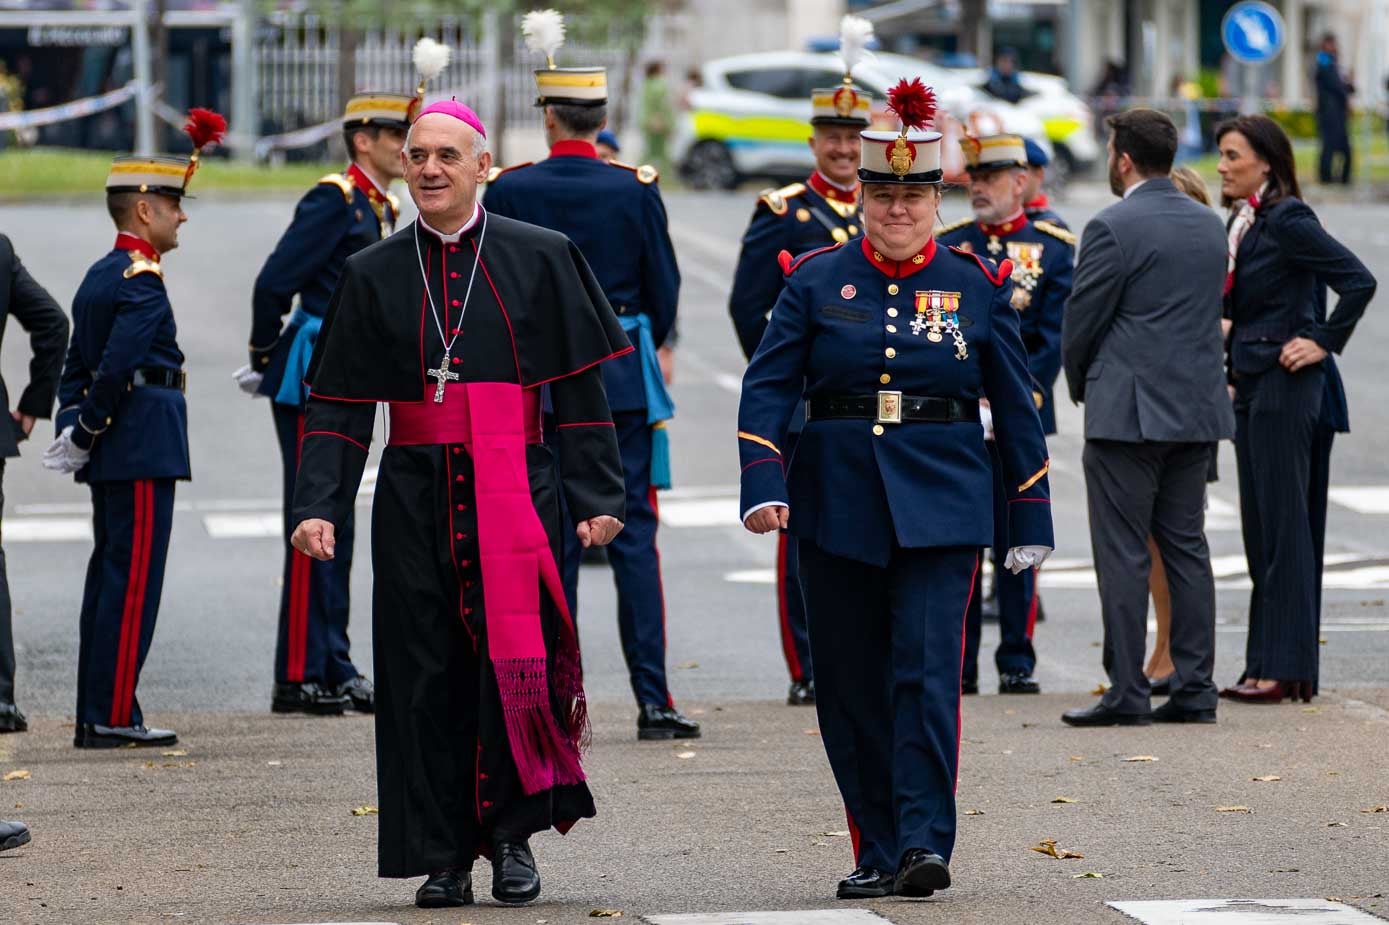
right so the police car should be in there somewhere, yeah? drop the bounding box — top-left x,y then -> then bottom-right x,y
675,50 -> 1061,190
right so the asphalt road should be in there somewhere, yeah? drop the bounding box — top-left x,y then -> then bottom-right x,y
3,185 -> 1389,715
1,184 -> 1388,924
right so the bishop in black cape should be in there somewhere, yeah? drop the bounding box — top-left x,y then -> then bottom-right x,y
292,205 -> 630,878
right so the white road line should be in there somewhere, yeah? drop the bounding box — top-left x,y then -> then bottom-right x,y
3,518 -> 92,542
648,911 -> 888,925
1109,898 -> 1387,924
203,512 -> 282,539
1328,485 -> 1389,513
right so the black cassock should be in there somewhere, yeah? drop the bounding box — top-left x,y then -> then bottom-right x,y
292,209 -> 629,878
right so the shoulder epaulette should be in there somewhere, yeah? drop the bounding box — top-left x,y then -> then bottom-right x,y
386,191 -> 401,214
487,162 -> 533,183
610,160 -> 660,185
933,216 -> 973,238
948,246 -> 1012,286
1033,220 -> 1077,246
777,242 -> 842,276
317,173 -> 355,203
758,182 -> 806,217
122,252 -> 164,280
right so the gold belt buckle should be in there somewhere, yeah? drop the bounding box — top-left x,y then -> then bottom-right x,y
876,390 -> 903,424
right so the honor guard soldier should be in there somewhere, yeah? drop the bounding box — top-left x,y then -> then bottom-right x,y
42,110 -> 226,749
937,133 -> 1074,695
729,14 -> 874,707
738,79 -> 1052,900
236,40 -> 450,716
1021,138 -> 1069,229
484,10 -> 695,742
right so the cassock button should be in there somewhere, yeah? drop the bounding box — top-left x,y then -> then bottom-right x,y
465,607 -> 474,616
450,271 -> 460,279
452,447 -> 461,455
462,560 -> 472,567
479,772 -> 488,781
456,474 -> 465,482
888,284 -> 899,295
449,246 -> 459,253
456,532 -> 464,540
482,800 -> 493,808
457,504 -> 465,511
452,357 -> 461,365
451,299 -> 461,307
885,347 -> 896,358
452,327 -> 460,335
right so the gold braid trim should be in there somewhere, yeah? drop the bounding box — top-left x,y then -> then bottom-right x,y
1017,459 -> 1050,493
738,431 -> 781,455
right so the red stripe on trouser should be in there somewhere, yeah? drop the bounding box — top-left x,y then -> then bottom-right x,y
111,480 -> 153,727
955,551 -> 981,792
776,532 -> 804,682
845,807 -> 862,864
1024,568 -> 1040,639
648,485 -> 674,709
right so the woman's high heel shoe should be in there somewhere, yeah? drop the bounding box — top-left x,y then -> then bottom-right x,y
1223,680 -> 1313,704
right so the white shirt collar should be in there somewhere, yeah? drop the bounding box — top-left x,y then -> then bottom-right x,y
419,202 -> 481,243
1122,178 -> 1149,199
815,170 -> 858,193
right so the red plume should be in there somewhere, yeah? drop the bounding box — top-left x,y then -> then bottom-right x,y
183,108 -> 227,151
886,78 -> 937,131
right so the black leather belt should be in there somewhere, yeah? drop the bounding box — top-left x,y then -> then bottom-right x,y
132,368 -> 186,391
806,393 -> 975,424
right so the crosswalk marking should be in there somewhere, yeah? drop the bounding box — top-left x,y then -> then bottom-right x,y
647,912 -> 888,925
2,518 -> 92,542
1329,485 -> 1389,513
203,513 -> 282,539
1109,898 -> 1386,924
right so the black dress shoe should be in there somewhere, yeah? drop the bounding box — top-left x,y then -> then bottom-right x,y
787,680 -> 815,706
271,682 -> 348,715
1061,702 -> 1152,727
415,870 -> 473,908
895,849 -> 951,897
961,679 -> 979,695
74,723 -> 178,749
492,839 -> 541,905
998,672 -> 1041,694
1148,673 -> 1174,696
637,703 -> 701,740
335,675 -> 375,713
1152,700 -> 1216,724
0,819 -> 31,851
836,865 -> 894,899
0,702 -> 27,733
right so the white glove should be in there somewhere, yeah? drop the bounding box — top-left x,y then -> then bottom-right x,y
978,401 -> 994,440
232,364 -> 265,396
41,426 -> 91,474
1004,545 -> 1052,574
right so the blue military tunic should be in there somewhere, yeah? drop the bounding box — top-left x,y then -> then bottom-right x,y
250,162 -> 393,692
729,170 -> 862,693
1024,194 -> 1069,230
56,233 -> 187,729
935,212 -> 1074,435
483,140 -> 682,710
737,233 -> 1053,873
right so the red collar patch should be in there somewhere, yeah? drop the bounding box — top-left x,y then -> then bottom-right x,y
808,170 -> 860,205
549,139 -> 599,160
347,163 -> 386,203
860,236 -> 937,279
114,232 -> 159,262
977,211 -> 1028,238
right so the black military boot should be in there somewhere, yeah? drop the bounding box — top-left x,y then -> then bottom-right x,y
0,702 -> 27,733
787,679 -> 815,706
637,703 -> 701,740
836,865 -> 894,899
271,682 -> 348,715
491,838 -> 541,905
74,723 -> 178,749
998,672 -> 1041,694
335,675 -> 375,713
0,819 -> 31,851
895,848 -> 951,897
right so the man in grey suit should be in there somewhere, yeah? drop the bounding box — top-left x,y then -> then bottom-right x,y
1060,109 -> 1234,726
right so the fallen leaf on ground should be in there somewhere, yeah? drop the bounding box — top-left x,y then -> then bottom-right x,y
676,661 -> 699,670
350,805 -> 379,816
589,911 -> 623,918
1124,756 -> 1159,762
1089,683 -> 1108,695
963,809 -> 985,816
803,729 -> 820,736
267,760 -> 282,767
676,751 -> 696,759
1251,775 -> 1282,782
2,770 -> 30,781
1073,872 -> 1104,879
1302,706 -> 1322,714
1051,797 -> 1078,804
1361,805 -> 1389,814
820,830 -> 850,837
1068,756 -> 1084,762
1030,838 -> 1083,859
12,803 -> 22,809
161,750 -> 188,757
689,709 -> 706,716
1216,806 -> 1252,813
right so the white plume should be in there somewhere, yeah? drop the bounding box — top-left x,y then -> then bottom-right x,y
412,37 -> 451,83
838,15 -> 875,78
522,9 -> 566,65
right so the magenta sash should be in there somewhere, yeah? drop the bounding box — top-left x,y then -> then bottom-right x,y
389,382 -> 587,794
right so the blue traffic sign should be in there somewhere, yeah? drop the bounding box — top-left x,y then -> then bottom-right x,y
1222,1 -> 1287,65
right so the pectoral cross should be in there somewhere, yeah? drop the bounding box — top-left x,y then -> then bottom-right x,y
427,353 -> 460,403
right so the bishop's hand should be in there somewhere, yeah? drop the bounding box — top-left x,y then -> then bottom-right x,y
292,518 -> 336,560
577,515 -> 623,548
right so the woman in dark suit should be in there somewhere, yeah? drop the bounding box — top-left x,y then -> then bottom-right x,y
1216,114 -> 1376,703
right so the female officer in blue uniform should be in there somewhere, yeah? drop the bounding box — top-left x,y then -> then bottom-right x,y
737,79 -> 1054,901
